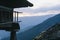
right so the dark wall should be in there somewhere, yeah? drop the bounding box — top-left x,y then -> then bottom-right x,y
0,10 -> 13,23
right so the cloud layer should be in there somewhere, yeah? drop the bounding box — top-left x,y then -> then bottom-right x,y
28,0 -> 60,9
14,5 -> 60,13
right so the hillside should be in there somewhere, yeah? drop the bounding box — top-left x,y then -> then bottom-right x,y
17,14 -> 60,40
34,23 -> 60,40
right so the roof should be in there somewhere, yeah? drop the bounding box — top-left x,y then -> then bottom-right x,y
0,0 -> 33,8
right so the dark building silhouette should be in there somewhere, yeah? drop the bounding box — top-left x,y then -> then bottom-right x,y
0,0 -> 33,40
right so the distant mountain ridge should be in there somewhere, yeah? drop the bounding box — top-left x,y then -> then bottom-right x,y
17,14 -> 60,40
2,14 -> 60,40
19,14 -> 56,32
34,23 -> 60,40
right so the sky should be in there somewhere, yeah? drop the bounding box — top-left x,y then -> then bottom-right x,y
14,0 -> 60,17
28,0 -> 60,9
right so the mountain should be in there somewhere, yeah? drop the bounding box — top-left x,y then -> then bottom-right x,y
19,14 -> 56,32
17,14 -> 60,40
1,14 -> 58,40
34,23 -> 60,40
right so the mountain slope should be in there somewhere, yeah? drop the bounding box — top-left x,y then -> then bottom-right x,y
19,14 -> 56,32
34,23 -> 60,40
17,14 -> 60,40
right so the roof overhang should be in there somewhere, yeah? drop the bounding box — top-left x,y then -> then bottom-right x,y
0,0 -> 33,8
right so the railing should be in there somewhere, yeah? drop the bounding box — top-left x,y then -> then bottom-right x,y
0,5 -> 22,23
13,11 -> 22,22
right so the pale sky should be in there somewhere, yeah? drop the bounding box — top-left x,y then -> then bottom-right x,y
14,0 -> 60,17
28,0 -> 60,9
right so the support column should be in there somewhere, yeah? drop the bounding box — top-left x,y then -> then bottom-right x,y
10,31 -> 17,40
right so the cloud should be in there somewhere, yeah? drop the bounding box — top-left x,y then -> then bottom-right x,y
14,5 -> 60,13
32,5 -> 60,13
28,0 -> 60,9
14,0 -> 60,14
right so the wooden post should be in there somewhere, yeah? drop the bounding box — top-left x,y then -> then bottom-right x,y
10,31 -> 17,40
